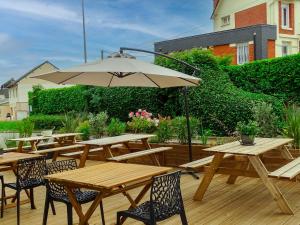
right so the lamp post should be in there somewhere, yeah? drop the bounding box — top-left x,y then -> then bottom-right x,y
81,0 -> 87,63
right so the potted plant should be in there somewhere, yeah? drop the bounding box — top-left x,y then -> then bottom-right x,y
236,121 -> 259,146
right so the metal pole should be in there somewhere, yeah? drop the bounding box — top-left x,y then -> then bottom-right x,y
101,50 -> 104,60
81,0 -> 87,63
253,32 -> 257,61
184,87 -> 193,162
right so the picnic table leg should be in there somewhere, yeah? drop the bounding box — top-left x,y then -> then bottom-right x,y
103,145 -> 114,158
227,156 -> 249,184
280,146 -> 294,160
193,153 -> 224,201
141,138 -> 160,166
30,141 -> 38,151
248,155 -> 294,215
17,141 -> 24,153
79,145 -> 90,168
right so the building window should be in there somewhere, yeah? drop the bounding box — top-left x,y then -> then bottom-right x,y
282,41 -> 291,56
221,15 -> 230,26
237,43 -> 249,65
281,3 -> 290,28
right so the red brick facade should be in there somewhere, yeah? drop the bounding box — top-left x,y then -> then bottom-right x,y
279,1 -> 295,35
235,3 -> 267,28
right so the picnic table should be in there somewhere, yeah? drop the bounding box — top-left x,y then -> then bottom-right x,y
193,138 -> 295,214
77,134 -> 155,167
51,133 -> 81,145
45,162 -> 172,225
9,136 -> 52,152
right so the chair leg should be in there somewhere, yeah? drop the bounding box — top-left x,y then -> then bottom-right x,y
16,190 -> 20,225
66,203 -> 73,225
180,211 -> 188,225
99,201 -> 105,225
116,212 -> 122,225
42,194 -> 50,225
0,187 -> 4,218
30,188 -> 36,209
50,200 -> 56,215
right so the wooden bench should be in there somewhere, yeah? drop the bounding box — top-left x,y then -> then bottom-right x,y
269,157 -> 300,180
180,154 -> 233,170
4,142 -> 58,152
108,147 -> 172,166
61,144 -> 123,157
29,144 -> 84,155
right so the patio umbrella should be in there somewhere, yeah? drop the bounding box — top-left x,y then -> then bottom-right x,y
33,54 -> 200,88
33,50 -> 201,178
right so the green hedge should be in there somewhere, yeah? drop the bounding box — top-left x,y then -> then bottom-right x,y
224,54 -> 300,103
28,114 -> 64,130
30,86 -> 87,114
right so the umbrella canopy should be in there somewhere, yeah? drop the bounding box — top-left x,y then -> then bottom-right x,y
32,56 -> 200,88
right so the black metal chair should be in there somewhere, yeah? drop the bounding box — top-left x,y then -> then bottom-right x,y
0,174 -> 6,218
116,171 -> 188,225
1,156 -> 46,225
43,159 -> 105,225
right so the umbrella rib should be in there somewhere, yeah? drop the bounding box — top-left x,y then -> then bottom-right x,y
142,73 -> 161,88
178,77 -> 199,86
108,74 -> 114,87
58,72 -> 85,84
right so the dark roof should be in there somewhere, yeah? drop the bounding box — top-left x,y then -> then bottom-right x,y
7,61 -> 59,88
1,78 -> 15,89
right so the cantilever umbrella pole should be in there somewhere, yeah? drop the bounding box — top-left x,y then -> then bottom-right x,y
120,47 -> 199,164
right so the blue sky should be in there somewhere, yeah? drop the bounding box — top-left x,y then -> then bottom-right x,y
0,0 -> 212,83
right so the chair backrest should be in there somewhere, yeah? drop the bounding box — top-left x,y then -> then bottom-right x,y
150,171 -> 184,221
46,159 -> 77,198
17,156 -> 47,189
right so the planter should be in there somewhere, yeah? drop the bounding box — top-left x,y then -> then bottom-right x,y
240,135 -> 255,146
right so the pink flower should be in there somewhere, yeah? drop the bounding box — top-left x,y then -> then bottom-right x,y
129,112 -> 134,118
135,112 -> 140,117
141,111 -> 147,118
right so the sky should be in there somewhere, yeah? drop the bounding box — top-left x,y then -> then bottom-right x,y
0,0 -> 213,83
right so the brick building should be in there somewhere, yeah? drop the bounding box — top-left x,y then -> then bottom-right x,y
155,0 -> 300,65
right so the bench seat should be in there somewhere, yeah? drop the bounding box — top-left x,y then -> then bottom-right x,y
29,144 -> 84,154
269,157 -> 300,179
180,154 -> 233,169
4,142 -> 58,152
61,144 -> 123,157
108,147 -> 172,162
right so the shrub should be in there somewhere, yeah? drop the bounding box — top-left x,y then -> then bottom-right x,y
127,110 -> 158,134
224,54 -> 300,103
155,118 -> 173,143
28,114 -> 64,130
107,118 -> 126,136
88,112 -> 108,138
199,125 -> 212,145
60,112 -> 81,133
76,121 -> 90,141
284,106 -> 300,149
30,86 -> 87,114
18,118 -> 35,137
252,102 -> 279,137
171,116 -> 199,144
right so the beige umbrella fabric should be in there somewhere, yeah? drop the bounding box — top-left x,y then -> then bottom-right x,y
32,57 -> 200,88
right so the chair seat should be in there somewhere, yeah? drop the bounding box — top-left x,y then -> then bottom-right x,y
119,201 -> 181,222
50,190 -> 98,204
5,179 -> 45,190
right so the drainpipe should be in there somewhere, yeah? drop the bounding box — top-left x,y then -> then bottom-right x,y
253,32 -> 257,60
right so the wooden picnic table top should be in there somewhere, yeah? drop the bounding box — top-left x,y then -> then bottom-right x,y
0,152 -> 42,165
51,133 -> 82,138
78,134 -> 155,146
9,136 -> 51,142
203,138 -> 293,156
45,162 -> 171,190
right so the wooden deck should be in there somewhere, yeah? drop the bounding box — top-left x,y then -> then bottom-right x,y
2,159 -> 300,225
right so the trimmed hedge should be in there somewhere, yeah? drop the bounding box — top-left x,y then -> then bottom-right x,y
224,54 -> 300,103
30,86 -> 87,114
28,114 -> 64,130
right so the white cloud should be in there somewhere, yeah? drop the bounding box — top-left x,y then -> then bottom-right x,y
0,0 -> 81,23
